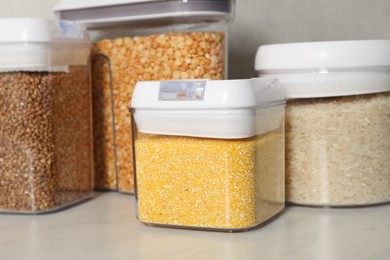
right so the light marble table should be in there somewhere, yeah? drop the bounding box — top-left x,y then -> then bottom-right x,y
0,192 -> 389,260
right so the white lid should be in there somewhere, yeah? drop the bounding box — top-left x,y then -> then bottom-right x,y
0,18 -> 90,71
54,0 -> 233,28
255,40 -> 390,98
255,40 -> 390,71
131,78 -> 285,139
132,79 -> 256,109
0,18 -> 90,44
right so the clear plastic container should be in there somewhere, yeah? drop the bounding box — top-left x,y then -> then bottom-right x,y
130,78 -> 285,232
0,18 -> 93,214
54,0 -> 235,193
256,40 -> 390,207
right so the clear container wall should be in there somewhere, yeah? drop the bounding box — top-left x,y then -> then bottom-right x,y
132,107 -> 285,231
286,92 -> 390,206
0,66 -> 93,213
92,54 -> 117,190
92,21 -> 231,193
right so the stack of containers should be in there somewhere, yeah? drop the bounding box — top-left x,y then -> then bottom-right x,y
255,40 -> 390,207
54,0 -> 235,193
130,78 -> 286,231
0,18 -> 93,213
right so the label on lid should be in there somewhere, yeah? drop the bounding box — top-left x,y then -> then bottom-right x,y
159,81 -> 206,101
57,20 -> 83,38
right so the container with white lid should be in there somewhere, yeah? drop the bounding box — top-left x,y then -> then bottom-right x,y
256,40 -> 390,207
131,78 -> 285,232
55,0 -> 235,193
0,18 -> 93,214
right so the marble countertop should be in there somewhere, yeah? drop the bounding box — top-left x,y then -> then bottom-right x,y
0,192 -> 389,260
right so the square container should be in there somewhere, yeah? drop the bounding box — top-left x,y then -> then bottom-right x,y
0,18 -> 93,213
130,78 -> 285,232
54,0 -> 235,193
256,40 -> 390,207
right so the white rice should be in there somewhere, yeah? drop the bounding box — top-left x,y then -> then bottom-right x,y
285,92 -> 390,206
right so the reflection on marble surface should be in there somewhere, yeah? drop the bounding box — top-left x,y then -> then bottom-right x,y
0,192 -> 389,260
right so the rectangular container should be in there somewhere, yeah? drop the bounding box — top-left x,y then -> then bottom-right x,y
256,40 -> 390,207
131,78 -> 285,232
0,18 -> 93,213
54,0 -> 235,193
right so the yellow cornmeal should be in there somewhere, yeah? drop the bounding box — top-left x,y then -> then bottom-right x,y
134,132 -> 284,230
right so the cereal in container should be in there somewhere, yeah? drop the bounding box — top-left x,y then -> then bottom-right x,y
0,18 -> 93,213
54,0 -> 235,193
131,78 -> 285,232
256,40 -> 390,207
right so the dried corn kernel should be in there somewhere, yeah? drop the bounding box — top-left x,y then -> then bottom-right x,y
134,131 -> 284,231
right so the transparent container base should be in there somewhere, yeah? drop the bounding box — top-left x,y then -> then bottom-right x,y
138,208 -> 285,233
118,190 -> 135,195
287,199 -> 390,208
0,193 -> 93,215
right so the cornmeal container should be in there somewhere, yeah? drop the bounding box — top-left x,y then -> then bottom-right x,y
130,78 -> 285,232
256,40 -> 390,207
54,0 -> 235,193
0,18 -> 93,214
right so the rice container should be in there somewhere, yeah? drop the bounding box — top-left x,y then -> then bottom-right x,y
256,40 -> 390,207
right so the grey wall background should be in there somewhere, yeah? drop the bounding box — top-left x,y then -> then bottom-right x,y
230,0 -> 390,79
1,0 -> 389,79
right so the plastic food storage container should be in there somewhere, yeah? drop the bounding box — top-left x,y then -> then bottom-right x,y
130,78 -> 285,232
54,0 -> 235,193
0,18 -> 93,214
255,40 -> 390,207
